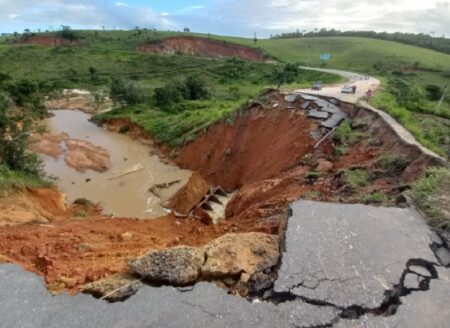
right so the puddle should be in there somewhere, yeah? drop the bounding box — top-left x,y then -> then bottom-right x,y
41,110 -> 191,218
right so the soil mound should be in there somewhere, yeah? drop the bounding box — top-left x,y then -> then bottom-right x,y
0,188 -> 66,227
137,36 -> 269,62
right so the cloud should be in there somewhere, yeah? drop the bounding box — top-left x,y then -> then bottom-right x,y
0,0 -> 180,32
0,0 -> 449,37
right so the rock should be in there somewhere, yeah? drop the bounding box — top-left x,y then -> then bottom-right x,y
77,243 -> 93,253
129,246 -> 205,285
0,254 -> 9,263
119,232 -> 134,241
168,172 -> 209,215
316,160 -> 334,172
83,273 -> 142,302
201,233 -> 280,279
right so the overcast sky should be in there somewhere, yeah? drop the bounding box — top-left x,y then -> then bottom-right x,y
0,0 -> 449,37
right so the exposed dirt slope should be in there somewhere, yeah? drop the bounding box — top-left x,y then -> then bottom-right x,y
177,105 -> 315,190
0,188 -> 67,227
17,36 -> 78,46
138,36 -> 269,62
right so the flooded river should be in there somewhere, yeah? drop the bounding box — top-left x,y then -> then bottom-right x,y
41,110 -> 191,218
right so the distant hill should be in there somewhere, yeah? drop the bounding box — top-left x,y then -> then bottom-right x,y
271,30 -> 450,55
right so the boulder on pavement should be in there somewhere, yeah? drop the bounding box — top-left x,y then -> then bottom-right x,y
83,273 -> 142,302
129,246 -> 205,285
201,233 -> 280,278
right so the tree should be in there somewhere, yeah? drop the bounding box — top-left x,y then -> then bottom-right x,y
185,75 -> 209,100
254,32 -> 258,44
59,25 -> 77,41
110,78 -> 146,105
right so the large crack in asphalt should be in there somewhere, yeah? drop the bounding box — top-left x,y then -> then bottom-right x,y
245,206 -> 448,328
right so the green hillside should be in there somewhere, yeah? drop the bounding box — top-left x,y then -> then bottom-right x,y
0,30 -> 449,156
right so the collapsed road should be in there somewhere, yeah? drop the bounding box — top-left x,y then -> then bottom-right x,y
0,68 -> 449,327
1,201 -> 449,328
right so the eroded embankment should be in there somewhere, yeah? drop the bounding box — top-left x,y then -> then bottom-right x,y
0,90 -> 445,296
15,36 -> 79,46
137,36 -> 270,62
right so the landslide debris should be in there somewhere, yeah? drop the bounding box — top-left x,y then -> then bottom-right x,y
201,232 -> 279,279
119,232 -> 280,300
168,171 -> 209,215
83,272 -> 143,302
129,246 -> 205,285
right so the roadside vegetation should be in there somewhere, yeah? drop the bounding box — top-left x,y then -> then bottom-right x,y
0,72 -> 48,192
411,167 -> 450,232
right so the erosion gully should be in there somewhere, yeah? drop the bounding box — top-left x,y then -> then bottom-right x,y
0,89 -> 444,301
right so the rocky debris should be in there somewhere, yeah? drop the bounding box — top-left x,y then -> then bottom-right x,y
316,160 -> 334,172
149,180 -> 181,198
321,112 -> 348,129
64,139 -> 111,173
168,172 -> 209,214
202,233 -> 280,278
128,246 -> 205,285
129,233 -> 280,286
83,273 -> 143,302
28,132 -> 69,158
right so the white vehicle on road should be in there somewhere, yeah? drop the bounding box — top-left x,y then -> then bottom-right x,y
341,85 -> 355,94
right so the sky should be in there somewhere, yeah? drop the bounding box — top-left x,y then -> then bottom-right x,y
0,0 -> 449,38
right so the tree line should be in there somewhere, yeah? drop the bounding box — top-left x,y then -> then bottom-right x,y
271,29 -> 450,55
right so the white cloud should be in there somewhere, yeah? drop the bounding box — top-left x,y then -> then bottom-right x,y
0,0 -> 448,37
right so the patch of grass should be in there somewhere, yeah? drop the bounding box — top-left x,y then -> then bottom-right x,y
411,167 -> 450,232
0,165 -> 48,193
333,120 -> 364,155
306,171 -> 323,178
344,169 -> 369,189
371,90 -> 449,157
376,154 -> 411,173
303,191 -> 321,199
358,191 -> 388,204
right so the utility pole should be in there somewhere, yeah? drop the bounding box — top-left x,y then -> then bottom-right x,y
435,85 -> 448,115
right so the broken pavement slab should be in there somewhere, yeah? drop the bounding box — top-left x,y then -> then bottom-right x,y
275,200 -> 447,311
308,110 -> 329,120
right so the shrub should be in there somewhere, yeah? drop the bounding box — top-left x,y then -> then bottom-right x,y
411,167 -> 450,231
110,78 -> 147,105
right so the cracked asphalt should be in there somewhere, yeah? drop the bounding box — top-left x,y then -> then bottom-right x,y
1,200 -> 449,328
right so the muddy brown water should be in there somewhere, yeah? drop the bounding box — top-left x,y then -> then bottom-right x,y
41,110 -> 191,218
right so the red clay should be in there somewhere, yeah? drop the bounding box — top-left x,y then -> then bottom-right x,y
17,36 -> 78,46
177,107 -> 316,190
138,36 -> 269,62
